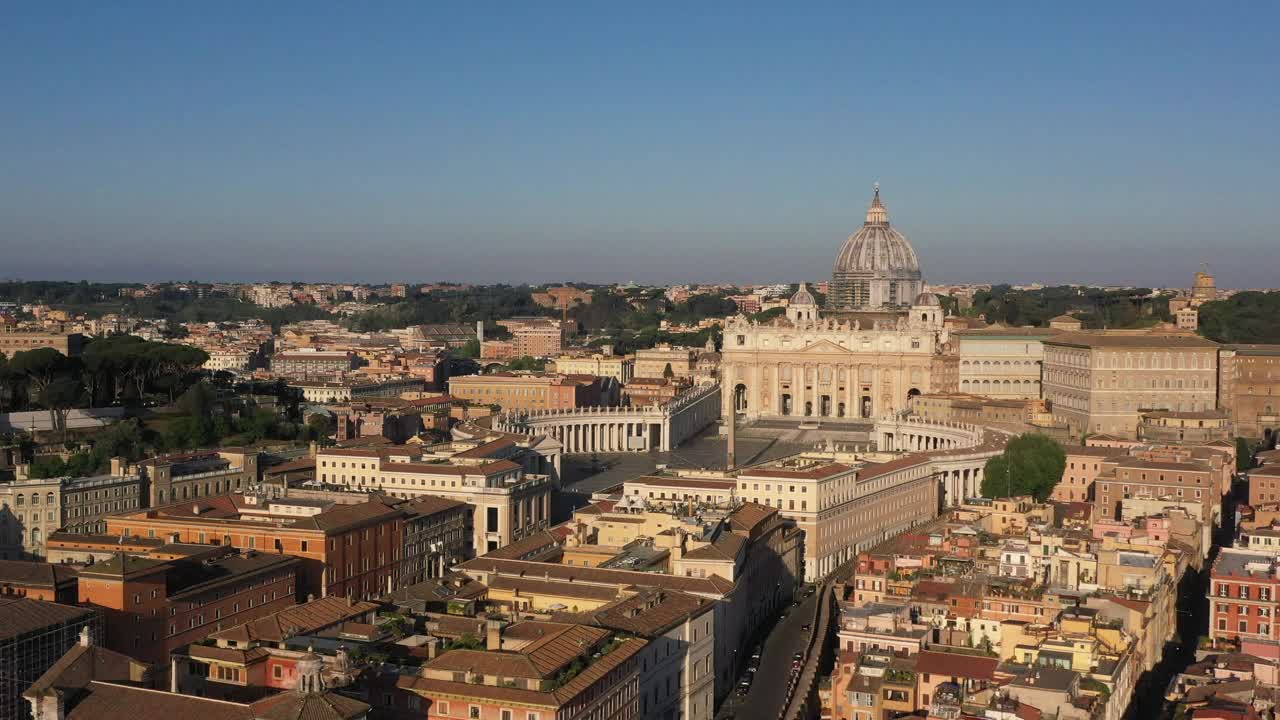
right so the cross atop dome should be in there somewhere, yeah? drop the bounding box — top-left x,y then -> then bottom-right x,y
866,183 -> 888,224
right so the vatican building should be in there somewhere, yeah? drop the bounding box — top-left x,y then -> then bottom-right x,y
721,186 -> 947,420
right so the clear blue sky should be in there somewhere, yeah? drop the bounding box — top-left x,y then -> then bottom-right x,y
2,2 -> 1277,287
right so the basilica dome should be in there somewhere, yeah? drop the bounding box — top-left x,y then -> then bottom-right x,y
829,185 -> 924,310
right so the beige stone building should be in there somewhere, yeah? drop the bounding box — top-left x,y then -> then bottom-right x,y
1217,344 -> 1280,442
448,372 -> 602,412
734,453 -> 939,580
955,327 -> 1058,399
1041,332 -> 1219,438
497,317 -> 566,358
552,351 -> 635,384
721,304 -> 944,419
634,344 -> 700,381
720,188 -> 948,420
0,330 -> 86,357
315,444 -> 551,554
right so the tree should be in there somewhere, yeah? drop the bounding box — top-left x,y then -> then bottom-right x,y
306,413 -> 334,444
8,348 -> 73,400
459,338 -> 481,359
36,376 -> 84,442
662,362 -> 674,379
177,381 -> 216,418
980,433 -> 1066,501
506,356 -> 546,372
1236,437 -> 1254,472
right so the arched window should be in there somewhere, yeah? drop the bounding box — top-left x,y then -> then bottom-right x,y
30,494 -> 39,506
30,528 -> 41,545
46,493 -> 54,506
15,495 -> 23,507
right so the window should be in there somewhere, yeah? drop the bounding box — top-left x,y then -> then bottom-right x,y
470,707 -> 481,719
438,702 -> 449,716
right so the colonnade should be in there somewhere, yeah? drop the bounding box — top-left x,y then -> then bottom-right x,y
497,384 -> 722,455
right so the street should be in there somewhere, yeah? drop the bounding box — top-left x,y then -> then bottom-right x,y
716,587 -> 822,720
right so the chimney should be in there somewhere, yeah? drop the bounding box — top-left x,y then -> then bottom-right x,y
426,636 -> 443,659
110,456 -> 127,477
476,321 -> 485,343
486,618 -> 502,651
308,441 -> 318,459
78,626 -> 92,647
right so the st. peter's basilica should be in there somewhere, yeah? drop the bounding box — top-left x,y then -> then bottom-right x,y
720,186 -> 947,420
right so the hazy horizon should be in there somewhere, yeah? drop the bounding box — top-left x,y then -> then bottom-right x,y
3,4 -> 1277,289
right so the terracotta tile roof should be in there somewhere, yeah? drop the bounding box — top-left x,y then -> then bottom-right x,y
914,650 -> 998,680
517,623 -> 611,676
400,494 -> 469,518
264,458 -> 317,475
487,576 -> 622,603
857,454 -> 931,481
250,690 -> 370,720
187,644 -> 272,664
458,557 -> 734,596
626,476 -> 737,490
0,559 -> 78,588
682,532 -> 747,562
426,647 -> 539,678
728,502 -> 777,534
1045,332 -> 1219,349
739,462 -> 853,480
482,530 -> 564,561
401,636 -> 645,706
209,596 -> 378,644
0,597 -> 94,641
554,588 -> 712,637
61,682 -> 256,720
24,642 -> 150,699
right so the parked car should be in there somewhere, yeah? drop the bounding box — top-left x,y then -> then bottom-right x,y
801,623 -> 811,632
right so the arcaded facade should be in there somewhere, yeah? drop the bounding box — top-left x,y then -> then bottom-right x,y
720,187 -> 947,421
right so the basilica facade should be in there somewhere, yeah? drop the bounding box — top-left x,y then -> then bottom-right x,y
721,187 -> 948,420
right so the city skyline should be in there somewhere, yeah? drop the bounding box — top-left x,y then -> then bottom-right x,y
2,3 -> 1277,286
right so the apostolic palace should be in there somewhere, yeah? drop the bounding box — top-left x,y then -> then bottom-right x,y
721,185 -> 948,420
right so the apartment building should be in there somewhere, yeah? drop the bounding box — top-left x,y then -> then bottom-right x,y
105,494 -> 415,600
1042,332 -> 1219,438
559,590 -> 717,720
735,453 -> 939,580
1051,445 -> 1118,503
0,330 -> 86,358
1248,465 -> 1280,508
315,445 -> 551,554
634,345 -> 699,381
1208,549 -> 1279,644
131,448 -> 258,507
270,349 -> 357,378
1092,456 -> 1219,528
77,547 -> 300,664
292,377 -> 425,403
0,465 -> 145,559
448,372 -> 603,412
497,317 -> 567,358
552,352 -> 635,384
399,623 -> 644,720
1217,344 -> 1280,441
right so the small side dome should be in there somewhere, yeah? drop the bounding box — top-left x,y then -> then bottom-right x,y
913,292 -> 941,307
790,283 -> 817,306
